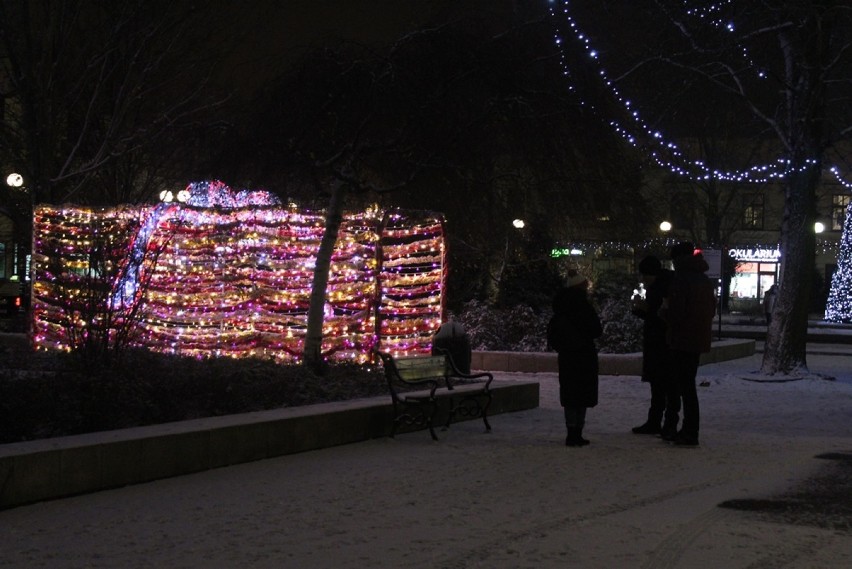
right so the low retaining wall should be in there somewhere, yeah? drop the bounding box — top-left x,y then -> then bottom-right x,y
471,338 -> 755,375
0,380 -> 539,510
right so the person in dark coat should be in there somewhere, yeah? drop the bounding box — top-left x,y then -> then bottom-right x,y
547,271 -> 603,447
660,242 -> 717,447
630,255 -> 678,436
763,284 -> 778,326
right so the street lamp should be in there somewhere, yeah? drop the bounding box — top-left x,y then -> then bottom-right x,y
512,218 -> 525,229
159,189 -> 190,203
659,220 -> 672,232
814,221 -> 825,234
6,172 -> 33,206
6,173 -> 23,188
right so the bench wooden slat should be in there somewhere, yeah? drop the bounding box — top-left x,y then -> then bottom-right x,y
393,355 -> 448,383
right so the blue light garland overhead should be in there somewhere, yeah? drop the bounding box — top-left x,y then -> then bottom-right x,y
547,0 -> 852,190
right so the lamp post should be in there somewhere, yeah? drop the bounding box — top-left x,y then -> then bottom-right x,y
495,219 -> 526,299
4,173 -> 31,314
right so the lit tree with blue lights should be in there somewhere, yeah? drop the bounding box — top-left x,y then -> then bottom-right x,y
825,202 -> 852,323
549,0 -> 852,376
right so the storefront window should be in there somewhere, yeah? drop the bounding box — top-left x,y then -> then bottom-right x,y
832,194 -> 850,231
728,247 -> 780,303
731,262 -> 758,298
730,261 -> 777,301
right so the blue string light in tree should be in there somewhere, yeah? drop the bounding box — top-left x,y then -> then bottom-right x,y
546,0 -> 852,190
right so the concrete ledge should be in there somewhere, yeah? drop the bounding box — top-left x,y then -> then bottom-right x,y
472,338 -> 755,375
0,380 -> 539,510
698,338 -> 757,365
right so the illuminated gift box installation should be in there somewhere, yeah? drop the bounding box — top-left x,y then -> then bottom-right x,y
31,181 -> 446,362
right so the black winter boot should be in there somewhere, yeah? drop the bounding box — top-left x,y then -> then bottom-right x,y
566,427 -> 590,447
576,429 -> 590,446
633,407 -> 663,434
632,421 -> 661,435
660,420 -> 679,441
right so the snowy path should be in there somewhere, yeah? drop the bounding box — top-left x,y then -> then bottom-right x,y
1,354 -> 851,568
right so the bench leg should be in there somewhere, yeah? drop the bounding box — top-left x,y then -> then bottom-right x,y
481,392 -> 493,432
426,399 -> 439,440
426,420 -> 439,441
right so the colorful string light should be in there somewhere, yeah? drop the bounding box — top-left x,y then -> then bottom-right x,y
31,182 -> 446,362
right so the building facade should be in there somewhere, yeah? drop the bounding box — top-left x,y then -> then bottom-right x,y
552,168 -> 847,317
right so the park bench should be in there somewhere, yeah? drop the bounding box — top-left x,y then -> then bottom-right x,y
377,351 -> 493,440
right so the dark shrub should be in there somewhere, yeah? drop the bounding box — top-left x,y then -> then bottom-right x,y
0,346 -> 385,443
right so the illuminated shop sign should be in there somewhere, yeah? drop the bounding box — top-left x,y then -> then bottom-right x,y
551,248 -> 584,257
728,247 -> 781,262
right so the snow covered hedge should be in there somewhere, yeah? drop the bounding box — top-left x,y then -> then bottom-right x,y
455,270 -> 643,354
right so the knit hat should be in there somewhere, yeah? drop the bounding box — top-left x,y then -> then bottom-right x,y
565,270 -> 587,288
637,255 -> 662,276
669,241 -> 696,260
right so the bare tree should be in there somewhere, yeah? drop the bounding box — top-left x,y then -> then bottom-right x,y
561,0 -> 852,375
0,0 -> 229,212
33,206 -> 172,366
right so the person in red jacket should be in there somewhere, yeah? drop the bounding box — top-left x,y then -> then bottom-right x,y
660,242 -> 717,446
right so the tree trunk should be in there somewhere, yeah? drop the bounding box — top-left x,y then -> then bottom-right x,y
303,183 -> 345,372
760,164 -> 819,376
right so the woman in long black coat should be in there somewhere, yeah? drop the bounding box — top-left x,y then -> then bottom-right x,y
547,273 -> 603,446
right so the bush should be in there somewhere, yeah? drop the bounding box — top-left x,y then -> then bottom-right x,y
591,269 -> 643,354
0,346 -> 385,443
457,269 -> 644,354
455,300 -> 549,352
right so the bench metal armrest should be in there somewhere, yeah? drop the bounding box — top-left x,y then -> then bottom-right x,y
435,348 -> 493,390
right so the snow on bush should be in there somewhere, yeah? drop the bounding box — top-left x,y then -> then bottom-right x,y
454,268 -> 643,354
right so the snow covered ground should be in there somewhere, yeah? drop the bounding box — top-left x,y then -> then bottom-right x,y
1,351 -> 850,568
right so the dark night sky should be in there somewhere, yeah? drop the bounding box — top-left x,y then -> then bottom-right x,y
205,0 -> 521,97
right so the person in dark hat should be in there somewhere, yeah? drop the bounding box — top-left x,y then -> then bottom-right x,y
547,270 -> 602,447
630,255 -> 678,436
660,242 -> 717,446
668,241 -> 696,260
